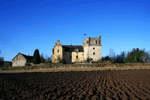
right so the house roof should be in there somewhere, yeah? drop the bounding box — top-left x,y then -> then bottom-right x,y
62,45 -> 84,52
21,54 -> 33,61
12,53 -> 33,61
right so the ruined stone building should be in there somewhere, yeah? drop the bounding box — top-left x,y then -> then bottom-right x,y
52,36 -> 101,63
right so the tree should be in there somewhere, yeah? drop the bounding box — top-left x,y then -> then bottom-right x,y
44,54 -> 52,63
47,57 -> 51,62
40,53 -> 45,63
0,57 -> 4,67
140,49 -> 150,63
0,50 -> 4,67
124,48 -> 145,63
147,54 -> 150,63
114,55 -> 124,63
109,48 -> 116,63
120,51 -> 126,61
114,51 -> 126,63
33,49 -> 41,64
100,56 -> 112,63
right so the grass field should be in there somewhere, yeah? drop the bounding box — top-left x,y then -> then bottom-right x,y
1,66 -> 150,73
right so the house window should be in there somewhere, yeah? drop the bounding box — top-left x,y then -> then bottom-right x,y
69,55 -> 71,60
57,50 -> 59,52
96,40 -> 97,44
82,54 -> 83,56
93,47 -> 95,50
87,41 -> 89,43
76,56 -> 78,59
93,52 -> 95,55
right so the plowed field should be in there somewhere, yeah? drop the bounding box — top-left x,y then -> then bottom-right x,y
1,69 -> 150,100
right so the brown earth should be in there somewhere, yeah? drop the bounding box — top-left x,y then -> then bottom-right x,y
1,69 -> 150,100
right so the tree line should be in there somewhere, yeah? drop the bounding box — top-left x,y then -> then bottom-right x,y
100,48 -> 150,63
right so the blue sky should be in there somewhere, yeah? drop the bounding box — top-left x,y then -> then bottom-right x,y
0,0 -> 150,61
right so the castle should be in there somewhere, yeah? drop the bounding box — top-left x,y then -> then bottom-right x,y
52,36 -> 101,63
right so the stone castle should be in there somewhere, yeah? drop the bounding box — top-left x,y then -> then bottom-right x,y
52,36 -> 101,63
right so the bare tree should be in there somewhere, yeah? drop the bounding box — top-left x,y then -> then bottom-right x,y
140,49 -> 150,63
40,52 -> 45,63
109,48 -> 116,62
45,54 -> 52,62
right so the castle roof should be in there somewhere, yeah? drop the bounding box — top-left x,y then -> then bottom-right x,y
62,45 -> 84,52
21,53 -> 33,61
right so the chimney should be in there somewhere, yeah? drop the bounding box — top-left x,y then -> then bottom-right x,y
82,43 -> 84,46
57,40 -> 60,44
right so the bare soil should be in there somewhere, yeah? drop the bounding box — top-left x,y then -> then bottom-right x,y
1,69 -> 150,100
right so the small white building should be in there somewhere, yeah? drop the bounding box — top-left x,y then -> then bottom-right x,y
12,52 -> 33,67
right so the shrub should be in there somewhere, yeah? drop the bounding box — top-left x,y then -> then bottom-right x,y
1,68 -> 8,71
86,57 -> 93,63
25,63 -> 31,66
0,57 -> 4,68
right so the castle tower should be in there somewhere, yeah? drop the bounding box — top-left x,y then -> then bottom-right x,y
82,36 -> 101,61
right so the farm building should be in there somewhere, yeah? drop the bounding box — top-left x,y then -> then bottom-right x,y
12,53 -> 33,67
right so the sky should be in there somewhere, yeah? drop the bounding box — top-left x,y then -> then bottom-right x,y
0,0 -> 150,61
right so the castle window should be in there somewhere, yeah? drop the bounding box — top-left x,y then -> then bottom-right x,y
87,41 -> 89,43
57,50 -> 59,52
93,47 -> 95,50
99,41 -> 100,44
96,40 -> 97,44
69,55 -> 71,60
93,52 -> 95,55
76,56 -> 78,59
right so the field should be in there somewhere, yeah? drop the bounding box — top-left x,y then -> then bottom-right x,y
1,69 -> 150,99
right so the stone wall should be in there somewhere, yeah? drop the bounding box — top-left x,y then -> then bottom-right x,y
72,52 -> 84,62
88,46 -> 101,61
